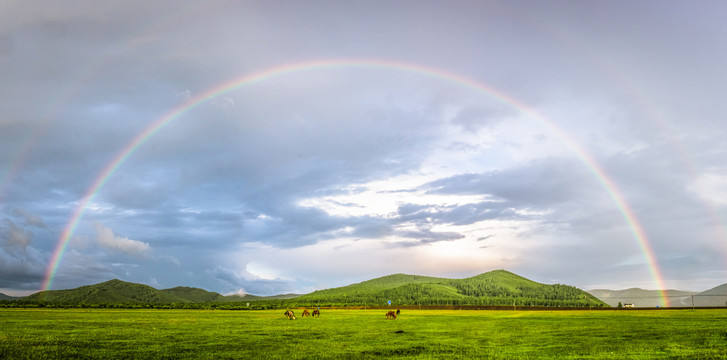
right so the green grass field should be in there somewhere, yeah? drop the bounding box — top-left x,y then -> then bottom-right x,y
1,308 -> 726,359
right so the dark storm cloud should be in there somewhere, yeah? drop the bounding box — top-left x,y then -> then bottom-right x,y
0,219 -> 46,290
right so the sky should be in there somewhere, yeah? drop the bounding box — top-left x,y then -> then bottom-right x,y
1,1 -> 727,297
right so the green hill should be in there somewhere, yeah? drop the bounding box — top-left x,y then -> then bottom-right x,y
12,270 -> 607,308
22,279 -> 188,304
15,279 -> 303,306
293,270 -> 606,307
160,286 -> 228,303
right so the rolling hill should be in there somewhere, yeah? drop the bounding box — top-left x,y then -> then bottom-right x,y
160,287 -> 301,303
15,279 -> 299,305
11,270 -> 606,307
587,288 -> 694,308
586,284 -> 727,308
232,293 -> 302,301
293,270 -> 606,307
160,286 -> 230,303
9,273 -> 727,308
690,283 -> 727,307
21,279 -> 189,304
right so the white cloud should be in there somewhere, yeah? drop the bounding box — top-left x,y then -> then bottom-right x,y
689,173 -> 727,205
246,262 -> 284,280
94,222 -> 151,257
297,173 -> 497,218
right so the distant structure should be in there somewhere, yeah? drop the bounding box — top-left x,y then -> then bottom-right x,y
624,303 -> 635,308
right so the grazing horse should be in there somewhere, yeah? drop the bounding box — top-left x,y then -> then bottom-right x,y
302,309 -> 310,317
312,309 -> 320,317
386,310 -> 397,320
396,309 -> 400,315
284,310 -> 296,320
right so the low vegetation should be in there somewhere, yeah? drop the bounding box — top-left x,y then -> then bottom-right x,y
2,308 -> 726,359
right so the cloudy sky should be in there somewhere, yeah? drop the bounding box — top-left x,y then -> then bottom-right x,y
2,1 -> 726,297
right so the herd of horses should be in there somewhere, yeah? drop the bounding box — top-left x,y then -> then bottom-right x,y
284,308 -> 400,320
283,309 -> 320,320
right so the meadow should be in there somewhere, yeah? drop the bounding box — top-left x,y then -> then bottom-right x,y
1,308 -> 726,359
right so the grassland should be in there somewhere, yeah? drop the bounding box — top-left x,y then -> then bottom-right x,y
1,308 -> 726,359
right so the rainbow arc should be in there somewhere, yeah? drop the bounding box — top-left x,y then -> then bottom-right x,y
42,59 -> 669,306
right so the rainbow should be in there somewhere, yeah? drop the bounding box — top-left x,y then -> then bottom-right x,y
42,59 -> 669,305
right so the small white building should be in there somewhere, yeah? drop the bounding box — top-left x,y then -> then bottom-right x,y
624,303 -> 634,308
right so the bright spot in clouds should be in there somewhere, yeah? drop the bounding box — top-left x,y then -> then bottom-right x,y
297,174 -> 498,218
689,173 -> 727,206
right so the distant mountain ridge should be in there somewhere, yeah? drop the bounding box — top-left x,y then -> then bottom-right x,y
7,270 -> 604,307
17,279 -> 279,305
22,279 -> 190,304
161,286 -> 230,303
695,283 -> 727,307
0,293 -> 19,301
587,288 -> 694,308
8,271 -> 725,308
588,284 -> 727,308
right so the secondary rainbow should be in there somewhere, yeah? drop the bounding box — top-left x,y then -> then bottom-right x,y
42,58 -> 669,305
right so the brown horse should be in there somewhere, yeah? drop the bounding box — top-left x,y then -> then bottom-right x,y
312,309 -> 320,317
385,310 -> 397,320
284,310 -> 296,320
396,309 -> 400,315
302,309 -> 310,317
